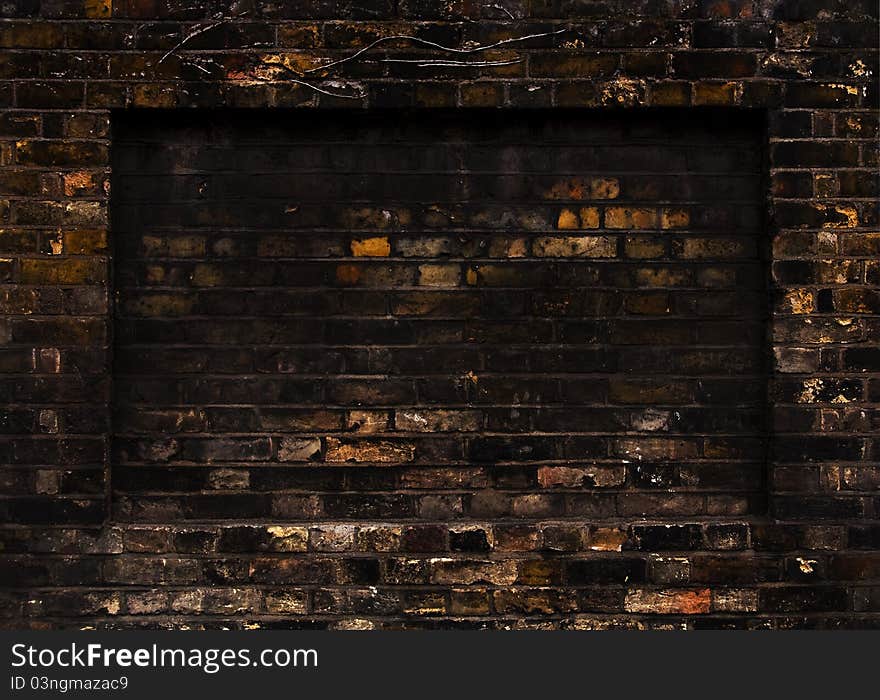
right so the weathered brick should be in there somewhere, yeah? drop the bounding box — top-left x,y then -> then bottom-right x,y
20,259 -> 105,285
533,236 -> 616,258
605,207 -> 658,229
431,559 -> 518,586
15,140 -> 107,166
277,437 -> 322,462
351,236 -> 391,257
325,438 -> 416,464
624,588 -> 711,614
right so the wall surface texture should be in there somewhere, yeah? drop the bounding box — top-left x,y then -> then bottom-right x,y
0,0 -> 878,629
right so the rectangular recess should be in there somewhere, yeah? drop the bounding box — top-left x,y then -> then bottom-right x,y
110,109 -> 768,523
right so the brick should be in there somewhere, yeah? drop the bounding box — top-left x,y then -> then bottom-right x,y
587,528 -> 629,552
693,81 -> 742,105
786,83 -> 862,107
493,588 -> 578,615
265,590 -> 309,614
537,466 -> 625,488
661,208 -> 690,229
673,52 -> 757,78
277,438 -> 322,462
431,559 -> 518,586
650,81 -> 690,106
395,409 -> 481,432
20,259 -> 105,285
351,236 -> 391,257
417,263 -> 460,287
533,235 -> 616,258
543,177 -> 590,200
711,588 -> 758,613
530,54 -> 618,78
15,140 -> 107,167
450,588 -> 491,615
309,525 -> 357,552
62,229 -> 107,254
673,237 -> 750,259
325,438 -> 416,464
567,558 -> 646,584
460,82 -> 504,107
590,177 -> 620,199
624,588 -> 711,614
0,23 -> 64,48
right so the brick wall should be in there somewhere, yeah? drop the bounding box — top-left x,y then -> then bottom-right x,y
0,1 -> 878,629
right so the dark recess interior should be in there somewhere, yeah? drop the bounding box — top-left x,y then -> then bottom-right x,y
110,109 -> 769,523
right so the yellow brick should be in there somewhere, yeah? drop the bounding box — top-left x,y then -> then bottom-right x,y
558,207 -> 600,230
351,236 -> 391,257
557,208 -> 580,229
325,438 -> 415,464
605,207 -> 658,229
578,206 -> 600,229
84,0 -> 111,18
830,205 -> 858,229
786,289 -> 815,315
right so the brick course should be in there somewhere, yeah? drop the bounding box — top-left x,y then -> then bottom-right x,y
0,0 -> 878,629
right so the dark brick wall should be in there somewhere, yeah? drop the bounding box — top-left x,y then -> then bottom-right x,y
0,1 -> 878,629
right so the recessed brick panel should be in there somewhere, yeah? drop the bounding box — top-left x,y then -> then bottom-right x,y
111,110 -> 768,523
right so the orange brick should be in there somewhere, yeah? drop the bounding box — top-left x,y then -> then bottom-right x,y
351,236 -> 390,257
605,207 -> 658,229
84,0 -> 112,19
624,588 -> 711,614
545,177 -> 589,200
335,264 -> 361,285
557,207 -> 600,230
